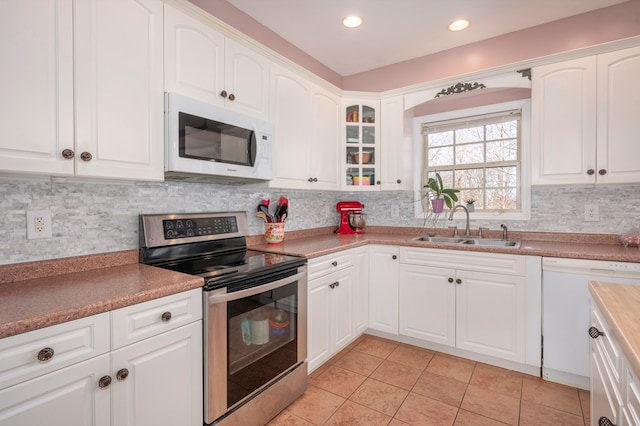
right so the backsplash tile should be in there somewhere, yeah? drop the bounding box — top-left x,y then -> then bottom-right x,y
1,176 -> 639,265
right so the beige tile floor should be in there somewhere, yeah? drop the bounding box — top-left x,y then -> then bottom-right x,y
269,335 -> 591,426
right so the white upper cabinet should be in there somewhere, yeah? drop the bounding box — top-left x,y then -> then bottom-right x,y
269,64 -> 340,190
380,96 -> 410,190
596,46 -> 640,184
532,46 -> 640,185
164,5 -> 270,120
0,0 -> 164,181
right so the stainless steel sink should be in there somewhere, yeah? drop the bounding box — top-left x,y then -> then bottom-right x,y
411,235 -> 520,248
411,236 -> 466,244
462,239 -> 520,247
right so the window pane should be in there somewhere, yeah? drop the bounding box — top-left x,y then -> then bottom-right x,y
456,143 -> 484,165
486,140 -> 517,162
486,166 -> 517,187
455,126 -> 483,143
428,131 -> 453,147
455,168 -> 483,189
486,120 -> 517,140
459,190 -> 484,208
428,146 -> 454,167
428,170 -> 454,188
486,188 -> 517,210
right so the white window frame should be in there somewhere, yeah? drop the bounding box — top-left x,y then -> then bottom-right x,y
412,99 -> 531,221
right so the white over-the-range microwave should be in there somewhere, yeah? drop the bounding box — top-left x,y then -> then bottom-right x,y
165,93 -> 274,183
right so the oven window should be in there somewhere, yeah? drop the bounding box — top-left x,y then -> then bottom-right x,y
179,112 -> 256,166
226,281 -> 298,407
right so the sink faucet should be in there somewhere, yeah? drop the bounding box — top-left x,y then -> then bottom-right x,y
500,224 -> 508,241
448,205 -> 471,237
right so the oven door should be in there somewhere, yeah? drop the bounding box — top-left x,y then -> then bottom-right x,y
204,266 -> 307,424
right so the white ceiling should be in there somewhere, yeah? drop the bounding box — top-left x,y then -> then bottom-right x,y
225,0 -> 629,76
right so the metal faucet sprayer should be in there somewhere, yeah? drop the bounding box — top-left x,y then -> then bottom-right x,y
448,205 -> 471,237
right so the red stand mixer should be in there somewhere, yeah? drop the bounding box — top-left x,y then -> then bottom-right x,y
336,201 -> 366,234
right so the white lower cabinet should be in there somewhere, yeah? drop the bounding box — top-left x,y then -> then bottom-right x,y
0,289 -> 203,426
368,245 -> 400,335
307,248 -> 367,372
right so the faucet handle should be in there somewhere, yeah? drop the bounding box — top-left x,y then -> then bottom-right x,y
478,227 -> 489,239
447,226 -> 458,237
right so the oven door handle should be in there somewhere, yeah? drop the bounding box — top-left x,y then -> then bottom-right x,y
207,269 -> 306,304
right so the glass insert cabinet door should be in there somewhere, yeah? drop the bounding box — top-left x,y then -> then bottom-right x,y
344,102 -> 380,189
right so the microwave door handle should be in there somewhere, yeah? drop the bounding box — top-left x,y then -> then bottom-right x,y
207,269 -> 306,304
249,130 -> 256,166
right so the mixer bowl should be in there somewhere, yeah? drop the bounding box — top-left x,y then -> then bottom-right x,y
348,213 -> 367,231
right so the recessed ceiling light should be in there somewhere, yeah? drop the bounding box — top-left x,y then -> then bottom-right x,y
449,19 -> 470,31
343,15 -> 363,28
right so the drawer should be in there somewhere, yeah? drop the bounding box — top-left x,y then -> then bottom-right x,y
400,246 -> 526,276
592,306 -> 622,385
0,313 -> 110,390
308,251 -> 354,281
111,288 -> 202,349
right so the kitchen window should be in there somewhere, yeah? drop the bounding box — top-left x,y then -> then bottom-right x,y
416,100 -> 531,220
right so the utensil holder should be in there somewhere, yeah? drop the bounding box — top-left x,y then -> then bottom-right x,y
264,222 -> 285,244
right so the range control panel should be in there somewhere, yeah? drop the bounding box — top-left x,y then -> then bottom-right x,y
162,217 -> 238,240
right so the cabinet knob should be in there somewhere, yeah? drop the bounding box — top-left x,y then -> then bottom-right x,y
228,93 -> 235,101
598,169 -> 607,176
61,149 -> 75,159
161,311 -> 172,322
448,277 -> 454,283
220,90 -> 228,98
307,177 -> 318,182
98,375 -> 112,389
116,368 -> 129,381
37,347 -> 55,363
587,169 -> 595,175
392,255 -> 397,260
588,326 -> 604,339
80,152 -> 92,162
396,179 -> 402,184
329,281 -> 339,289
331,261 -> 338,267
455,278 -> 462,284
376,180 -> 381,185
598,417 -> 616,426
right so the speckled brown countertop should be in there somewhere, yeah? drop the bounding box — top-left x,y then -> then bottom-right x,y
247,226 -> 640,263
2,226 -> 640,340
589,281 -> 640,376
0,251 -> 203,339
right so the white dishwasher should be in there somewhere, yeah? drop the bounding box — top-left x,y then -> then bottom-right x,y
542,257 -> 640,389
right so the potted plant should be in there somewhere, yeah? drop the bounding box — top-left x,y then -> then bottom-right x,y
465,198 -> 476,212
424,172 -> 460,213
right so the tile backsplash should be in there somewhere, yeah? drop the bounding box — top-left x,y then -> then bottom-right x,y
1,176 -> 639,265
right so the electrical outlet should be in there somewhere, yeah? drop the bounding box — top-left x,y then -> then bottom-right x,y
584,204 -> 600,222
26,210 -> 52,239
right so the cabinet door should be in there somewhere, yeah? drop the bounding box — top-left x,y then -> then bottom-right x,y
329,269 -> 354,353
369,246 -> 399,334
399,264 -> 455,347
269,64 -> 311,188
164,4 -> 225,106
591,343 -> 622,426
0,354 -> 110,426
531,57 -> 597,185
307,275 -> 331,372
596,46 -> 640,184
308,85 -> 340,190
380,96 -> 407,190
0,0 -> 74,176
352,247 -> 370,335
456,270 -> 525,362
75,0 -> 164,181
225,38 -> 270,120
111,322 -> 203,426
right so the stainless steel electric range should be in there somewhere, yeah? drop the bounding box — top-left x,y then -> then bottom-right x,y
139,212 -> 308,426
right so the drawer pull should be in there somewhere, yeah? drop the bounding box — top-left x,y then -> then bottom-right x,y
598,417 -> 616,426
161,311 -> 172,322
116,368 -> 129,381
98,375 -> 112,389
331,261 -> 338,267
329,281 -> 340,289
37,347 -> 55,363
589,326 -> 604,339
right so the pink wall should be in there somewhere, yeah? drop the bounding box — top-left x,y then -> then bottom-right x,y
190,0 -> 640,92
